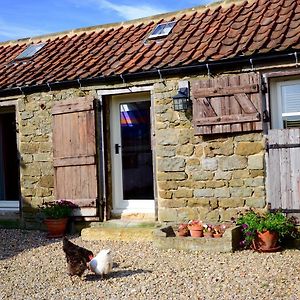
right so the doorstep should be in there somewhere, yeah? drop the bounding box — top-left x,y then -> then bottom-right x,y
81,220 -> 157,241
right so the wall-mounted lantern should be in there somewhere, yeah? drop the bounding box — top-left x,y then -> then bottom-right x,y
172,81 -> 191,111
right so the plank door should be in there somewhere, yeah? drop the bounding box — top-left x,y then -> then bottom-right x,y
52,95 -> 99,219
267,129 -> 300,210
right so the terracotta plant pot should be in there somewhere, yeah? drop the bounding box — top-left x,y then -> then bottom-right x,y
189,229 -> 204,237
177,228 -> 189,237
213,233 -> 223,238
252,230 -> 280,252
44,218 -> 68,238
203,232 -> 213,238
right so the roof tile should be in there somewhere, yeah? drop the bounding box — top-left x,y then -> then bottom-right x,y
1,0 -> 300,89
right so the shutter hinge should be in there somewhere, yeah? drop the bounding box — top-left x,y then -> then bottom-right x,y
263,110 -> 270,122
93,99 -> 102,112
261,82 -> 268,94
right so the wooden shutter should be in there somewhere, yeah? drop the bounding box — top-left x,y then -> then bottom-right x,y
52,95 -> 98,219
191,73 -> 263,135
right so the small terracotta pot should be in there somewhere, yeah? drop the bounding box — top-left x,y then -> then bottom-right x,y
213,233 -> 223,238
203,232 -> 213,238
189,229 -> 204,237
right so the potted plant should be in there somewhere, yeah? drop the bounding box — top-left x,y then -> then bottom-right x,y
177,223 -> 189,237
212,225 -> 223,238
237,210 -> 298,252
39,199 -> 77,238
188,220 -> 204,237
203,223 -> 214,237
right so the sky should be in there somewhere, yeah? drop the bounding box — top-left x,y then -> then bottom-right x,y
0,0 -> 213,42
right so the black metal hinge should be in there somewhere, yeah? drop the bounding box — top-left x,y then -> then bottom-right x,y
267,143 -> 300,150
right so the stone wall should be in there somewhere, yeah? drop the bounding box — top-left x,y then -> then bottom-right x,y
153,79 -> 266,224
18,88 -> 91,228
10,76 -> 266,227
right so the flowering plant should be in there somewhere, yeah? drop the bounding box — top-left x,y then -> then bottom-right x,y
39,200 -> 78,219
188,220 -> 203,230
203,223 -> 213,233
237,209 -> 298,248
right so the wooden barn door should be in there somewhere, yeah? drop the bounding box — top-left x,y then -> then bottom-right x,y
52,95 -> 101,220
267,129 -> 300,211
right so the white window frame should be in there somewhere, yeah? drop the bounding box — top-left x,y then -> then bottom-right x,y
270,78 -> 300,129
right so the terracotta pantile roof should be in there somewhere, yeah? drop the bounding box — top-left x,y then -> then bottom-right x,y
1,0 -> 300,90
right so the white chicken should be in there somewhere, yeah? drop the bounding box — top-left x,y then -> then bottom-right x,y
89,249 -> 113,279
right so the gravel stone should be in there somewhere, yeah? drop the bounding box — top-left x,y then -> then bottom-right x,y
0,229 -> 299,300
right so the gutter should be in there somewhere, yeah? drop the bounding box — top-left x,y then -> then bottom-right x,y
0,51 -> 299,97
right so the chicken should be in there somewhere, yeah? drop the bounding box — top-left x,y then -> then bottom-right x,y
89,249 -> 113,279
62,237 -> 94,279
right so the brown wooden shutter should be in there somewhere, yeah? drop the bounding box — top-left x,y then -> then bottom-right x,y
52,95 -> 98,219
191,73 -> 263,135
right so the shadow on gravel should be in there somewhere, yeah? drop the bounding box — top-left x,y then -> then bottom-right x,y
0,229 -> 77,261
85,269 -> 152,281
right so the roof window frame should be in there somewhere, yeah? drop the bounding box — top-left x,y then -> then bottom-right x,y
15,43 -> 46,60
148,21 -> 176,39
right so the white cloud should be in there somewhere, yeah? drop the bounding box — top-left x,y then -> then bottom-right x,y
98,0 -> 165,19
0,20 -> 45,41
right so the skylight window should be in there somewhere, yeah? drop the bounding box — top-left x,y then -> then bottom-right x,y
15,43 -> 46,60
148,21 -> 176,39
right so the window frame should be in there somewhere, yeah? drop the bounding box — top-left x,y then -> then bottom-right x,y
270,77 -> 300,129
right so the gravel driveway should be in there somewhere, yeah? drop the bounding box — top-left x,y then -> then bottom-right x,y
0,229 -> 299,300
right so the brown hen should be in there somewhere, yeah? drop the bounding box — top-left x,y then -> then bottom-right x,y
62,237 -> 94,279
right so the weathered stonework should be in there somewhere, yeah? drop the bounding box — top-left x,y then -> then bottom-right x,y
154,79 -> 267,224
10,76 -> 267,228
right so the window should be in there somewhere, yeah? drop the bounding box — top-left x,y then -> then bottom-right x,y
15,43 -> 45,60
270,79 -> 300,129
148,21 -> 176,39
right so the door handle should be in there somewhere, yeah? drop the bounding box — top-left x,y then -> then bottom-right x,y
115,143 -> 121,154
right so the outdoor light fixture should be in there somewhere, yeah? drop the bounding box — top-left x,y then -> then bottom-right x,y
172,81 -> 191,111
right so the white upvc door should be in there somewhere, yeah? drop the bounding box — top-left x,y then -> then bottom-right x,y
110,93 -> 155,215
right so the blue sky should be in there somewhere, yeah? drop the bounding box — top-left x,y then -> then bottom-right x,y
0,0 -> 213,42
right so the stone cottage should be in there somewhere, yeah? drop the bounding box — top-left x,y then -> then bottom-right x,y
0,0 -> 300,229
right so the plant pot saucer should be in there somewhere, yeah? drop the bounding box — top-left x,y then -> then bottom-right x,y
253,245 -> 281,253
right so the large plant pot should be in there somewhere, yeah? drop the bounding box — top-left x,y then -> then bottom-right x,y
44,218 -> 68,238
252,230 -> 281,252
189,229 -> 204,237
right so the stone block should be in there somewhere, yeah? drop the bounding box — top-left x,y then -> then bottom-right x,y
158,181 -> 178,190
20,142 -> 39,154
214,171 -> 232,180
176,145 -> 194,156
206,180 -> 225,188
235,142 -> 264,156
202,157 -> 218,171
234,133 -> 263,142
253,187 -> 266,197
174,189 -> 193,198
192,171 -> 214,181
159,199 -> 187,208
248,154 -> 264,170
159,190 -> 173,199
245,197 -> 266,208
250,170 -> 265,177
219,198 -> 244,208
214,187 -> 230,198
156,146 -> 176,157
232,169 -> 250,179
244,177 -> 264,187
178,129 -> 193,145
206,209 -> 220,222
34,153 -> 50,162
219,155 -> 247,170
194,145 -> 204,157
186,158 -> 200,166
220,209 -> 240,222
177,207 -> 198,221
157,158 -> 186,172
230,187 -> 252,197
39,175 -> 54,188
194,188 -> 214,197
210,198 -> 218,209
187,198 -> 210,207
158,208 -> 178,222
229,179 -> 243,187
156,129 -> 179,145
157,172 -> 187,181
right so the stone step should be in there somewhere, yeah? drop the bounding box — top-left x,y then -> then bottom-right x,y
81,220 -> 157,241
